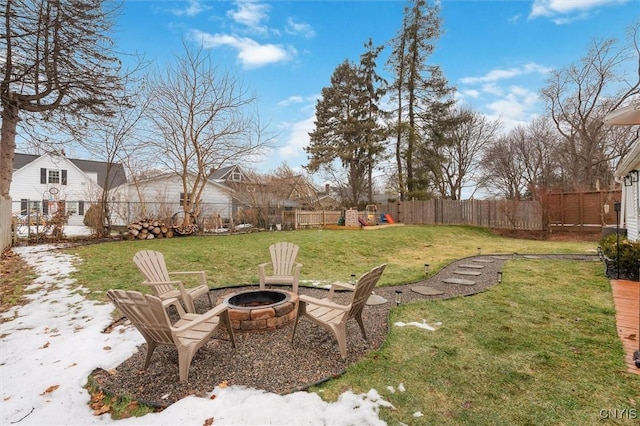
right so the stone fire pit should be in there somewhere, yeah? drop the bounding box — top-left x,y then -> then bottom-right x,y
219,289 -> 298,332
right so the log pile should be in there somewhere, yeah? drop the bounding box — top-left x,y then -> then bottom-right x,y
127,219 -> 173,240
171,223 -> 198,236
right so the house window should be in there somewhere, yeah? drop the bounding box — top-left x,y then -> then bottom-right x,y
231,171 -> 242,181
29,200 -> 42,215
66,201 -> 79,216
40,168 -> 67,185
48,170 -> 60,184
180,193 -> 191,206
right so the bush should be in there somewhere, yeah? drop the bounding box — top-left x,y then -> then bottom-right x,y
600,234 -> 640,280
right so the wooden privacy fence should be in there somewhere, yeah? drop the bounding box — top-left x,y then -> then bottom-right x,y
380,199 -> 543,229
544,190 -> 620,231
284,199 -> 544,230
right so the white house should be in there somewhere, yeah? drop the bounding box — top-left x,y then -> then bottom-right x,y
607,102 -> 640,241
615,142 -> 640,241
109,172 -> 235,227
11,152 -> 126,226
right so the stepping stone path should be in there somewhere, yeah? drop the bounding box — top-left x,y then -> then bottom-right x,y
459,264 -> 485,269
472,259 -> 495,263
454,270 -> 482,276
411,286 -> 445,296
443,278 -> 476,286
366,293 -> 388,305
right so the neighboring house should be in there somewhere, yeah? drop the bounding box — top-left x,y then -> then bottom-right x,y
11,152 -> 126,226
615,142 -> 640,241
109,172 -> 234,227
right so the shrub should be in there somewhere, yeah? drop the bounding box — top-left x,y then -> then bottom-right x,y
599,234 -> 640,280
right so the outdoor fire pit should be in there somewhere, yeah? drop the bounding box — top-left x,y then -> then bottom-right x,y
219,289 -> 298,332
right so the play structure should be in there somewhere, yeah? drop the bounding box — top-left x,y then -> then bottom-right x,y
336,206 -> 398,229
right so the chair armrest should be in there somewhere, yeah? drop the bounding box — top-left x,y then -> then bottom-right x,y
258,263 -> 269,286
171,303 -> 230,333
162,297 -> 187,316
331,281 -> 355,291
328,281 -> 354,299
143,279 -> 183,286
168,270 -> 207,287
299,294 -> 349,311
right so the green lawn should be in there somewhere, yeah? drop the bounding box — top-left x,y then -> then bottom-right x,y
67,225 -> 595,298
64,225 -> 640,424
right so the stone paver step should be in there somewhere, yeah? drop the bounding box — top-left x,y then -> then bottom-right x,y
454,270 -> 482,276
472,259 -> 495,263
366,294 -> 388,305
443,278 -> 476,286
459,264 -> 485,269
411,286 -> 445,296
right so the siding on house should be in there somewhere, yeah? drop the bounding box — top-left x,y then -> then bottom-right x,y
109,173 -> 234,225
11,152 -> 119,226
615,140 -> 640,241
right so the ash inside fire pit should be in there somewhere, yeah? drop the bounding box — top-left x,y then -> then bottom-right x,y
227,290 -> 288,308
220,289 -> 298,332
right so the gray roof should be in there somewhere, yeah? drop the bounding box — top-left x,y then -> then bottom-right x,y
14,153 -> 127,188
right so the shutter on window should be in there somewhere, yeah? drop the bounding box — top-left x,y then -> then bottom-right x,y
21,199 -> 27,214
62,170 -> 68,185
79,201 -> 85,215
40,168 -> 46,184
42,200 -> 48,215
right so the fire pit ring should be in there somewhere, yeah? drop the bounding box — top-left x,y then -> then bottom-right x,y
219,289 -> 298,332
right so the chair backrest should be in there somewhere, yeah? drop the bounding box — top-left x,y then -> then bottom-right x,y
107,289 -> 174,346
269,242 -> 299,275
133,250 -> 175,295
348,264 -> 387,318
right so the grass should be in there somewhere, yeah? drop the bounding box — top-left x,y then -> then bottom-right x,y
66,225 -> 594,299
316,259 -> 640,424
58,225 -> 640,423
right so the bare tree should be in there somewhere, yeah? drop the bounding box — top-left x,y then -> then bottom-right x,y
1,0 -> 124,199
540,25 -> 640,191
420,106 -> 501,200
80,77 -> 150,237
480,132 -> 527,200
145,42 -> 271,228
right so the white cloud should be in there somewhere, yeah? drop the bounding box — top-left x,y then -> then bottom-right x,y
278,95 -> 304,107
171,0 -> 207,17
286,18 -> 316,38
481,83 -> 504,96
529,0 -> 626,21
484,86 -> 540,131
191,29 -> 293,68
228,0 -> 270,27
278,115 -> 315,160
463,89 -> 480,98
460,63 -> 551,85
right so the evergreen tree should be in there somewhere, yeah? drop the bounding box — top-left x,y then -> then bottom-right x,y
306,40 -> 387,207
386,0 -> 454,199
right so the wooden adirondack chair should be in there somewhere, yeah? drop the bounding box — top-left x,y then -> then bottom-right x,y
107,289 -> 236,382
258,242 -> 303,293
291,264 -> 387,359
133,250 -> 213,314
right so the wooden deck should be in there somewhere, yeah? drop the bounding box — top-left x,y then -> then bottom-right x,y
610,279 -> 640,374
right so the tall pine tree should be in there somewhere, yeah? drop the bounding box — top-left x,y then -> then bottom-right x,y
306,41 -> 387,207
386,0 -> 454,199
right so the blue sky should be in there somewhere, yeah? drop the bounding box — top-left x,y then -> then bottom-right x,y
114,0 -> 639,175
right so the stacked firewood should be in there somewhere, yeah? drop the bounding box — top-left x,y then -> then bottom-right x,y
127,219 -> 174,239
